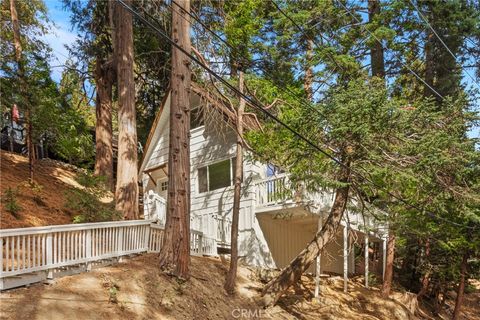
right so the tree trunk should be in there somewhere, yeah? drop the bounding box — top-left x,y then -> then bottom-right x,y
94,58 -> 114,190
262,163 -> 351,306
304,38 -> 314,101
381,230 -> 396,297
114,0 -> 138,219
417,238 -> 431,301
158,0 -> 191,279
225,71 -> 245,294
368,0 -> 385,79
10,0 -> 33,181
452,252 -> 469,320
9,109 -> 14,152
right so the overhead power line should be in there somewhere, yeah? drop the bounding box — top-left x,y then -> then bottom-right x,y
115,0 -> 477,230
409,0 -> 480,91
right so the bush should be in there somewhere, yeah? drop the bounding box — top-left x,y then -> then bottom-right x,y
20,180 -> 46,206
65,171 -> 121,223
3,187 -> 21,218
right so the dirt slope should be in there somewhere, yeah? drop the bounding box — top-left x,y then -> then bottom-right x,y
0,254 -> 446,320
0,151 -> 82,229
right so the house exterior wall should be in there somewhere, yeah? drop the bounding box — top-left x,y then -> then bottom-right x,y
141,94 -> 378,271
142,113 -> 275,267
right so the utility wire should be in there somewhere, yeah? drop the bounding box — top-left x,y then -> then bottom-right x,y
409,0 -> 480,91
115,0 -> 477,230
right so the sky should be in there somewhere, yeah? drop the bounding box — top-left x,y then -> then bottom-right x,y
41,0 -> 478,139
42,0 -> 78,83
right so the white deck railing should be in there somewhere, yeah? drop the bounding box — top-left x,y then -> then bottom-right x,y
144,192 -> 167,224
254,174 -> 293,207
0,220 -> 216,280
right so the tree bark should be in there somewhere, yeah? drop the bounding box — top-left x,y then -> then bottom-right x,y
368,0 -> 385,79
417,238 -> 431,301
381,230 -> 396,297
261,163 -> 351,306
452,252 -> 469,320
304,38 -> 314,101
114,0 -> 139,219
94,58 -> 114,190
225,71 -> 245,294
159,0 -> 191,279
10,0 -> 33,181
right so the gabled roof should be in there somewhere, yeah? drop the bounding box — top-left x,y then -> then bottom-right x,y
139,83 -> 261,173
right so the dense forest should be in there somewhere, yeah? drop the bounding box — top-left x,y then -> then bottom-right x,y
1,0 -> 479,319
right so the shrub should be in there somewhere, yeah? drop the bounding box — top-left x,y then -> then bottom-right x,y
3,187 -> 21,218
65,171 -> 121,223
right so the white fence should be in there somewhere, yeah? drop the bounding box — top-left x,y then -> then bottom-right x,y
0,220 -> 216,283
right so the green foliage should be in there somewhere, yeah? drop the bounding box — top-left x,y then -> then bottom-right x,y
3,187 -> 21,218
20,180 -> 45,206
66,171 -> 120,223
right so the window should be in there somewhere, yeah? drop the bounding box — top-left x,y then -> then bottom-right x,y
160,180 -> 168,191
267,163 -> 284,177
198,158 -> 237,193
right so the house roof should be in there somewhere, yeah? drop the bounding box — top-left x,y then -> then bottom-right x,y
139,83 -> 261,173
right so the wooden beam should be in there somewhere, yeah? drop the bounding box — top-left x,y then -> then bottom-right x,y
144,163 -> 167,174
147,172 -> 157,187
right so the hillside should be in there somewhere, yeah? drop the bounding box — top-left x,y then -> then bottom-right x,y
0,254 -> 427,320
0,151 -> 93,229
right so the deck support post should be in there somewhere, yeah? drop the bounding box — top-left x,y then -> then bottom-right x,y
314,215 -> 323,298
382,235 -> 387,280
365,231 -> 369,288
46,233 -> 53,279
86,229 -> 92,271
343,224 -> 348,293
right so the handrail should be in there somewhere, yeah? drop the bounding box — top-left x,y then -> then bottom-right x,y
253,173 -> 289,185
1,220 -> 217,284
0,220 -> 153,237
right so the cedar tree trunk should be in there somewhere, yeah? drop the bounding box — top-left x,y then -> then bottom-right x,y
114,0 -> 139,219
10,0 -> 33,180
304,38 -> 314,101
94,58 -> 114,190
368,0 -> 385,78
381,230 -> 396,297
225,71 -> 245,294
452,252 -> 469,320
159,0 -> 192,279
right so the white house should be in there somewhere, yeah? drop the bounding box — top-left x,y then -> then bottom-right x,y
139,87 -> 387,278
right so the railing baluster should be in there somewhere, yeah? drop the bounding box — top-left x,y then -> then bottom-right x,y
16,236 -> 20,271
46,233 -> 53,278
22,235 -> 25,270
10,237 -> 15,271
0,238 -> 3,274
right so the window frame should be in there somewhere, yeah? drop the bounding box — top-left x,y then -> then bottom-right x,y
197,157 -> 237,194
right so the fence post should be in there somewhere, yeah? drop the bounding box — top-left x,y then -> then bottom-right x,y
85,229 -> 92,271
46,233 -> 53,279
198,232 -> 203,256
117,227 -> 124,262
144,225 -> 151,252
0,238 -> 4,276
